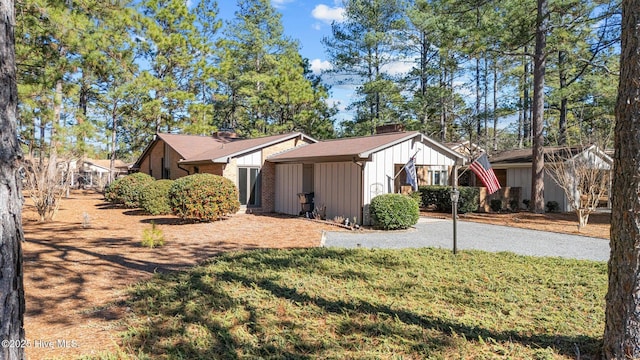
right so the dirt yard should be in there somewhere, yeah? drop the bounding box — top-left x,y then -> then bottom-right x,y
422,210 -> 610,240
21,191 -> 339,359
20,192 -> 610,359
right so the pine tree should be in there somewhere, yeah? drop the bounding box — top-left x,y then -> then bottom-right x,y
0,0 -> 25,358
604,0 -> 640,356
323,0 -> 407,135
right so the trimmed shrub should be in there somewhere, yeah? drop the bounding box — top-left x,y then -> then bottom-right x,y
369,194 -> 419,230
408,191 -> 423,208
104,173 -> 154,208
546,201 -> 560,213
490,199 -> 503,212
140,180 -> 174,215
169,173 -> 240,221
418,186 -> 479,213
509,199 -> 520,212
104,177 -> 124,204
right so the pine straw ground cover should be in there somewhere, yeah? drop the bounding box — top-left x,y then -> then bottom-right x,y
21,191 -> 337,359
95,248 -> 606,360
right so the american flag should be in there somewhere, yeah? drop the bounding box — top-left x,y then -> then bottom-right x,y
469,153 -> 501,194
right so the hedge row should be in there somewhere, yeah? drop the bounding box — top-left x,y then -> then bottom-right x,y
105,173 -> 240,221
417,185 -> 479,213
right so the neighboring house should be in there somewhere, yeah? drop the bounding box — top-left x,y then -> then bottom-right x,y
445,140 -> 485,187
70,159 -> 129,189
132,132 -> 316,212
268,131 -> 465,225
445,140 -> 484,159
489,145 -> 612,212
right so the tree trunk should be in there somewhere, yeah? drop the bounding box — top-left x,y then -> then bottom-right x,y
531,0 -> 548,213
0,0 -> 26,358
493,59 -> 498,152
110,106 -> 118,184
523,47 -> 531,146
439,56 -> 447,142
558,50 -> 568,146
603,0 -> 640,357
475,56 -> 481,147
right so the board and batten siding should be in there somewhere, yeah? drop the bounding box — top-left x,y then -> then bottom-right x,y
362,140 -> 457,224
274,164 -> 303,215
314,162 -> 362,223
506,167 -> 570,212
236,150 -> 261,167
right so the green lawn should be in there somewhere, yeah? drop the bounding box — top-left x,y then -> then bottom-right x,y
107,248 -> 606,359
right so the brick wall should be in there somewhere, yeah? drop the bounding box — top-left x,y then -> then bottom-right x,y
139,140 -> 164,179
222,158 -> 238,185
259,137 -> 311,213
198,163 -> 225,176
166,143 -> 189,179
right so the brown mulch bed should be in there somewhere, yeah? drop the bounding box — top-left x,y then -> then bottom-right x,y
421,209 -> 611,240
22,191 -> 340,359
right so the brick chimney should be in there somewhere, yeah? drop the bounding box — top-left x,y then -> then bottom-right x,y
375,123 -> 405,134
212,129 -> 239,142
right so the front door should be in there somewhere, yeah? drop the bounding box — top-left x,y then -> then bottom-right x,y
238,167 -> 261,206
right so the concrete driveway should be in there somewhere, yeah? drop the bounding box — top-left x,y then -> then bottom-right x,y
322,217 -> 610,262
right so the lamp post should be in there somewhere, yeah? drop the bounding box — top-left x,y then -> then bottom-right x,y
450,188 -> 460,254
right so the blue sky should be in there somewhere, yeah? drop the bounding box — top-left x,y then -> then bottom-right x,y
216,1 -> 342,73
216,1 -> 354,122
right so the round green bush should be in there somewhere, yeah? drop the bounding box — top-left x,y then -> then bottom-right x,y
369,193 -> 420,230
169,173 -> 240,221
140,180 -> 174,215
104,172 -> 154,208
104,176 -> 125,204
490,199 -> 503,212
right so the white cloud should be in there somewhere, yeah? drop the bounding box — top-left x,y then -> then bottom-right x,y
310,59 -> 333,75
381,61 -> 414,76
272,0 -> 294,8
311,4 -> 345,24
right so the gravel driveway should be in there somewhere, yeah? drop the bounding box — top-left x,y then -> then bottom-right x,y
322,217 -> 610,262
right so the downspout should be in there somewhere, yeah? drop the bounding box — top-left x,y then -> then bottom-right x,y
177,161 -> 190,176
353,157 -> 365,225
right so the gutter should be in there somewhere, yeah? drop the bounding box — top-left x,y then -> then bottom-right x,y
177,162 -> 190,176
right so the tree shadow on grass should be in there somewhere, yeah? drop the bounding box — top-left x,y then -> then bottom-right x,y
120,248 -> 602,359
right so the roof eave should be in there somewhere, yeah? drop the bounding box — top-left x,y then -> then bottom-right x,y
223,132 -> 317,159
269,154 -> 368,164
370,133 -> 465,164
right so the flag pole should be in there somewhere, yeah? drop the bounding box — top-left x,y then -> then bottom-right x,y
392,149 -> 421,180
451,158 -> 462,255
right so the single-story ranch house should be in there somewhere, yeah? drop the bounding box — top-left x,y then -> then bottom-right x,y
267,131 -> 464,225
132,131 -> 316,212
133,130 -> 465,225
489,145 -> 612,212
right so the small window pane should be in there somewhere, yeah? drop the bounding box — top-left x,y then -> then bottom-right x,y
238,168 -> 248,205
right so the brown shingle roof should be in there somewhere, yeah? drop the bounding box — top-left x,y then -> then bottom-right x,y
269,131 -> 463,163
156,133 -> 222,160
490,146 -> 589,164
181,132 -> 310,163
268,131 -> 418,161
